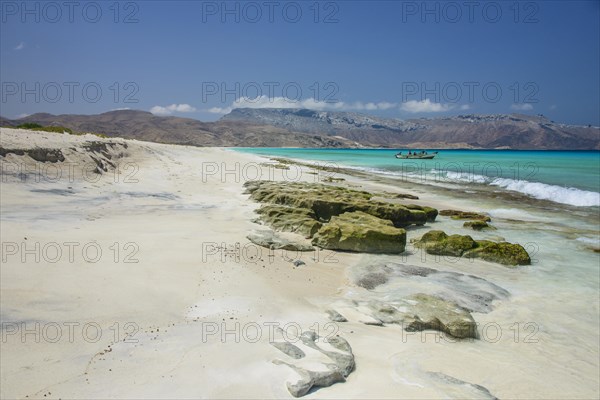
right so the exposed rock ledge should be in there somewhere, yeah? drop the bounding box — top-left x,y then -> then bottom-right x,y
244,180 -> 438,254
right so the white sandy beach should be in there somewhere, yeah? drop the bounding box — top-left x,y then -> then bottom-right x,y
1,128 -> 598,399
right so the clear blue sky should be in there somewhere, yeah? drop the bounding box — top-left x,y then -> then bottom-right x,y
1,0 -> 599,125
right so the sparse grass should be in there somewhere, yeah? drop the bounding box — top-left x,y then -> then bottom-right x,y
17,123 -> 73,134
69,131 -> 109,138
15,123 -> 108,138
33,126 -> 74,134
16,123 -> 43,129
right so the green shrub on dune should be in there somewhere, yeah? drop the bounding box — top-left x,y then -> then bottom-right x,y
15,123 -> 108,138
16,123 -> 73,134
16,123 -> 43,129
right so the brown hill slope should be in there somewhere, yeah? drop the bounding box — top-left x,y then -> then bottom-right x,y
2,109 -> 598,149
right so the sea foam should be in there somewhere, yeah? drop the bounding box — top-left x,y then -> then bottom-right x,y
341,165 -> 600,208
489,178 -> 600,207
430,169 -> 599,207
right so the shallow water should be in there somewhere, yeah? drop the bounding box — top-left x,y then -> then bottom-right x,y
236,148 -> 600,207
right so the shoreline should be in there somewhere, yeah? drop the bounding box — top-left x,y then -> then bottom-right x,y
1,128 -> 598,399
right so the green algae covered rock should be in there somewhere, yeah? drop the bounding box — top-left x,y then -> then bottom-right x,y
415,230 -> 531,266
416,230 -> 477,257
311,211 -> 406,254
357,202 -> 427,227
405,204 -> 439,222
465,240 -> 531,266
439,209 -> 491,222
255,205 -> 322,238
463,220 -> 495,231
244,181 -> 435,228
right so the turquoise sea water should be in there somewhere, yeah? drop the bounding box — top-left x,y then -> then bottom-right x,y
235,148 -> 600,207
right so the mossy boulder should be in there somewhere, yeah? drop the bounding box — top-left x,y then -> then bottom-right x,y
255,205 -> 322,238
378,191 -> 419,200
465,240 -> 531,266
356,202 -> 427,227
418,230 -> 448,242
416,230 -> 530,266
463,220 -> 494,231
405,204 -> 439,222
312,211 -> 406,254
439,209 -> 491,222
416,230 -> 477,257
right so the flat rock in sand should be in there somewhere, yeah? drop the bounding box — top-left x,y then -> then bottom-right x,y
246,230 -> 314,252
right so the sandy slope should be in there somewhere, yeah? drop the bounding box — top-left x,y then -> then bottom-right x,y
0,128 -> 356,398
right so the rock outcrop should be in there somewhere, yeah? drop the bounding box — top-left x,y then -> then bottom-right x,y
272,331 -> 355,397
415,230 -> 531,266
244,181 -> 438,253
463,220 -> 495,231
311,212 -> 406,254
404,204 -> 438,222
332,295 -> 478,339
466,240 -> 532,266
377,191 -> 419,200
0,147 -> 65,163
255,205 -> 322,238
439,209 -> 491,222
325,309 -> 347,322
271,342 -> 305,359
246,230 -> 314,252
415,230 -> 478,257
400,294 -> 478,339
351,263 -> 510,313
244,181 -> 433,228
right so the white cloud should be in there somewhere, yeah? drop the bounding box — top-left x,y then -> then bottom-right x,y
206,96 -> 332,114
206,96 -> 400,114
400,99 -> 452,113
15,113 -> 30,119
205,97 -> 471,115
150,103 -> 197,116
207,106 -> 231,114
510,103 -> 534,111
15,42 -> 24,51
375,102 -> 397,110
549,105 -> 557,110
150,106 -> 171,116
345,101 -> 399,111
111,107 -> 131,111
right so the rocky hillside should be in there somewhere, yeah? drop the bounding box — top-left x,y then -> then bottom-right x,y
223,108 -> 600,149
1,110 -> 354,148
2,109 -> 598,149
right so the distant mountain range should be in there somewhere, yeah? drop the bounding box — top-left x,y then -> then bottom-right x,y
2,108 -> 598,149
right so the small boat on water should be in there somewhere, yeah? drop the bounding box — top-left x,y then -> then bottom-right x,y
395,151 -> 438,159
